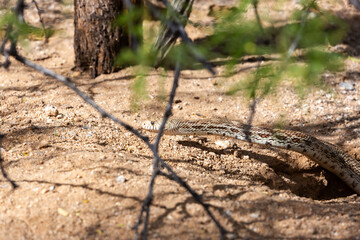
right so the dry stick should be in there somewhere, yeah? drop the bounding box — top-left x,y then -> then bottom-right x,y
152,62 -> 228,237
14,0 -> 25,22
134,59 -> 228,239
0,36 -> 11,68
134,60 -> 180,239
0,0 -> 25,185
244,58 -> 262,142
252,0 -> 265,35
350,0 -> 360,10
156,63 -> 228,238
0,135 -> 18,189
31,0 -> 48,43
153,60 -> 181,151
285,7 -> 309,60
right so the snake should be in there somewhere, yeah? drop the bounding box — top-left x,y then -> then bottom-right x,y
142,118 -> 360,195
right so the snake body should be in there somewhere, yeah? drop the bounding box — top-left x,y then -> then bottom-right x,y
142,119 -> 360,195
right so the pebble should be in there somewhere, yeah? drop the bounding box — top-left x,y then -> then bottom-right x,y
68,131 -> 77,139
116,175 -> 126,184
57,208 -> 69,216
44,105 -> 58,117
38,140 -> 50,149
215,140 -> 231,148
339,82 -> 355,91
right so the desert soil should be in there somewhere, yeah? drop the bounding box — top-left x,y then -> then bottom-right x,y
1,0 -> 360,239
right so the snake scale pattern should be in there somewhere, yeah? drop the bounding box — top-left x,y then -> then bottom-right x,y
142,118 -> 360,195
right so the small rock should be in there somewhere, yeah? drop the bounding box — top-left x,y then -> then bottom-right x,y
44,105 -> 58,117
224,209 -> 232,217
57,208 -> 69,216
74,117 -> 82,122
56,114 -> 64,119
41,188 -> 49,194
68,131 -> 77,139
339,82 -> 355,91
116,175 -> 126,184
71,71 -> 81,77
250,212 -> 260,218
38,140 -> 50,149
215,140 -> 231,148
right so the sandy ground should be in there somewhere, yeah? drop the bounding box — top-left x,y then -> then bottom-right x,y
1,0 -> 360,239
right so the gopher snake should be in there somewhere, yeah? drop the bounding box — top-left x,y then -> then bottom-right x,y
142,119 -> 360,195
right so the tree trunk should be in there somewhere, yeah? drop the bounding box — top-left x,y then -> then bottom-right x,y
74,0 -> 142,78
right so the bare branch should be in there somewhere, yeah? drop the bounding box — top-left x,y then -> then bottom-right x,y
32,0 -> 49,43
0,36 -> 11,68
154,60 -> 180,151
252,0 -> 265,35
285,7 -> 310,60
0,135 -> 18,189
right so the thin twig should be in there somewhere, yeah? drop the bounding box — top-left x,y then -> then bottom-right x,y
154,60 -> 180,151
0,35 -> 11,68
14,0 -> 25,22
252,0 -> 265,35
32,0 -> 48,43
285,7 -> 310,60
0,135 -> 18,189
135,60 -> 181,239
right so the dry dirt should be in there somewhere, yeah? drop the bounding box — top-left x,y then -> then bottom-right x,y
1,0 -> 360,239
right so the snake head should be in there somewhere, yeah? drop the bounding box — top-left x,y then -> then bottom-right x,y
141,120 -> 161,132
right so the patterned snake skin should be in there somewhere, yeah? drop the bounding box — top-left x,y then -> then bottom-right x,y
142,119 -> 360,195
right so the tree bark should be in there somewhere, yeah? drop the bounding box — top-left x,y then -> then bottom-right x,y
74,0 -> 142,78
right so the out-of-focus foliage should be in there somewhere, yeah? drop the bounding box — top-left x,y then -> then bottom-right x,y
115,0 -> 347,103
208,0 -> 346,98
0,0 -> 348,107
0,11 -> 54,42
